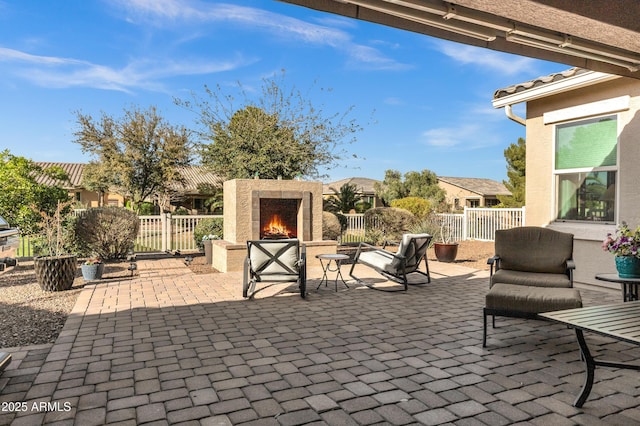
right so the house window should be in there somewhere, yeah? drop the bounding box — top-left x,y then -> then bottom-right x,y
468,199 -> 480,208
554,115 -> 616,222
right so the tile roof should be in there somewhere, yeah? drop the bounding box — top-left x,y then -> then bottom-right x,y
170,166 -> 223,194
35,162 -> 84,188
323,177 -> 381,195
493,67 -> 589,100
437,176 -> 511,196
34,162 -> 222,193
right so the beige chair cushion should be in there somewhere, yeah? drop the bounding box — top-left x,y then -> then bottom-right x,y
486,283 -> 582,314
495,227 -> 573,274
249,239 -> 300,280
491,269 -> 571,288
358,250 -> 398,275
359,233 -> 431,274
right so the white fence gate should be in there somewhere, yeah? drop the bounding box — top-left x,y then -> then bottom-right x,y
136,214 -> 222,252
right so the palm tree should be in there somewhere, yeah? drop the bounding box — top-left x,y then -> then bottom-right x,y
325,183 -> 363,213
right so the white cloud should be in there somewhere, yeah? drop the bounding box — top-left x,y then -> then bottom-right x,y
384,97 -> 404,106
435,40 -> 536,75
0,46 -> 252,92
112,0 -> 408,70
422,123 -> 499,149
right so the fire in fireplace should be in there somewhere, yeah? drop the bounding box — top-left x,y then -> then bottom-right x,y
260,199 -> 298,239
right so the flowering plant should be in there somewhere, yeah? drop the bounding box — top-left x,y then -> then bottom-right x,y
602,223 -> 640,258
84,256 -> 102,265
202,234 -> 220,241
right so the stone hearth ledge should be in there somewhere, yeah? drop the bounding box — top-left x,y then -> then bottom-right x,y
211,239 -> 337,272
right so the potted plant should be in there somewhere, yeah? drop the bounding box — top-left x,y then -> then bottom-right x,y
433,217 -> 458,262
32,201 -> 78,291
602,222 -> 640,278
81,256 -> 104,281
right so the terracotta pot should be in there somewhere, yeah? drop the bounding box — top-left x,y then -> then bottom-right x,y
434,243 -> 459,263
34,255 -> 77,291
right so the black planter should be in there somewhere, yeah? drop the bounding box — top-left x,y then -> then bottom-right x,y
34,255 -> 77,291
434,243 -> 459,263
81,263 -> 104,281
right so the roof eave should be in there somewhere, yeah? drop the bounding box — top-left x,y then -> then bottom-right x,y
492,70 -> 620,108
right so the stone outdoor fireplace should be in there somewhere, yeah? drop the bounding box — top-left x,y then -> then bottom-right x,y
211,178 -> 336,272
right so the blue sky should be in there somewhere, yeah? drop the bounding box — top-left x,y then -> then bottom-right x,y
0,0 -> 568,184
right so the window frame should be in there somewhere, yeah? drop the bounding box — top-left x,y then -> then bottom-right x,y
552,113 -> 618,224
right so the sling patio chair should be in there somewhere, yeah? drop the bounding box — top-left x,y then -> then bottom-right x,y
349,233 -> 432,292
243,238 -> 307,299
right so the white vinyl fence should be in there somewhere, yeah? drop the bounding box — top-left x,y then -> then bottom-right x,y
341,207 -> 525,243
18,213 -> 222,258
18,207 -> 525,258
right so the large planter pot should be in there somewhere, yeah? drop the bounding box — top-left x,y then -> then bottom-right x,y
615,256 -> 640,278
81,263 -> 104,281
434,242 -> 459,263
34,255 -> 77,291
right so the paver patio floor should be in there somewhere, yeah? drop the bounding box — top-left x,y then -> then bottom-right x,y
1,256 -> 639,425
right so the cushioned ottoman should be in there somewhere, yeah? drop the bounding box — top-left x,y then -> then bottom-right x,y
483,283 -> 582,347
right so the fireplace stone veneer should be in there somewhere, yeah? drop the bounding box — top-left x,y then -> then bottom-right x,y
212,178 -> 336,272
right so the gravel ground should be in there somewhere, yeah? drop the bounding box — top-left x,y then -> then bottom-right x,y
0,240 -> 494,348
0,260 -> 131,348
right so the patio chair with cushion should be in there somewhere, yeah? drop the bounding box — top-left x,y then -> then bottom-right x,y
349,233 -> 432,292
483,226 -> 581,346
243,239 -> 306,299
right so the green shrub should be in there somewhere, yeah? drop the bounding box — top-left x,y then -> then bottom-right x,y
364,207 -> 416,242
174,206 -> 190,215
364,229 -> 385,246
139,202 -> 156,215
194,218 -> 224,249
390,197 -> 433,219
74,207 -> 140,260
408,214 -> 441,247
322,211 -> 342,241
335,212 -> 348,232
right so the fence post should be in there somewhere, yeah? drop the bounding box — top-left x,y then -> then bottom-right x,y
462,206 -> 468,240
160,213 -> 170,252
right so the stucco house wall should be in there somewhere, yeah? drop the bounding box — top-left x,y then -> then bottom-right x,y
438,180 -> 481,208
524,76 -> 640,287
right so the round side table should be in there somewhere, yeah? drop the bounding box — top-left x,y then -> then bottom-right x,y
595,273 -> 640,302
316,253 -> 350,291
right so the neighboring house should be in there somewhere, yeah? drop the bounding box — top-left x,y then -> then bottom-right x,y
437,176 -> 511,209
492,67 -> 638,288
169,166 -> 223,214
36,162 -> 124,208
322,177 -> 384,210
35,162 -> 221,213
